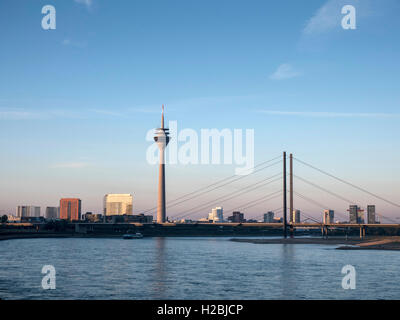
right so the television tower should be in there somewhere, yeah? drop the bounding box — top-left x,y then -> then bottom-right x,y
154,105 -> 170,223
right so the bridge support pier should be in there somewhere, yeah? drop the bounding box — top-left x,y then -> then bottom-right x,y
321,226 -> 328,239
360,226 -> 366,239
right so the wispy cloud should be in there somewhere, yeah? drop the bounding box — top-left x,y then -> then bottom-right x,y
89,109 -> 123,116
302,0 -> 378,36
0,106 -> 162,121
62,39 -> 87,48
256,110 -> 400,118
74,0 -> 93,10
0,109 -> 42,120
303,0 -> 343,35
0,108 -> 87,121
129,107 -> 162,114
51,162 -> 90,169
269,64 -> 301,80
90,107 -> 162,116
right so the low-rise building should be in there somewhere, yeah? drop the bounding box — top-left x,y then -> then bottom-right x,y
105,214 -> 153,223
228,211 -> 246,223
45,207 -> 59,220
83,213 -> 103,222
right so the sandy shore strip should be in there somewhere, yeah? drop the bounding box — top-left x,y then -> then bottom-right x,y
230,237 -> 400,250
338,238 -> 400,250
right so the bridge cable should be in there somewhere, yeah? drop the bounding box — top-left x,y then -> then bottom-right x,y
294,157 -> 400,208
293,175 -> 355,204
171,175 -> 282,220
292,190 -> 347,220
224,191 -> 282,215
138,155 -> 282,215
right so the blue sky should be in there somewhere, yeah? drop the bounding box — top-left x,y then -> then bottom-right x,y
0,0 -> 399,221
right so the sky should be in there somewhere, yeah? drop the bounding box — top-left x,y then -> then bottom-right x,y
0,0 -> 399,221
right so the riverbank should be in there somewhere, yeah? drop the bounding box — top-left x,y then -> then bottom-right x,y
4,233 -> 400,250
0,233 -> 123,241
230,236 -> 400,250
0,232 -> 285,241
0,222 -> 289,239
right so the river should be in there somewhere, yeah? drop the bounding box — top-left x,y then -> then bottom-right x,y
1,237 -> 399,299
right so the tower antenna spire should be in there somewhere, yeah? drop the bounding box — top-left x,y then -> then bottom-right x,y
161,104 -> 164,129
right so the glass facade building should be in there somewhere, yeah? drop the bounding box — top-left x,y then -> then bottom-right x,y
103,194 -> 133,216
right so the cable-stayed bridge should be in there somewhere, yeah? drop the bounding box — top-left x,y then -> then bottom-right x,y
138,152 -> 400,238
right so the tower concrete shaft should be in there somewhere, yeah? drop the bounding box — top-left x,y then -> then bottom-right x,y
154,105 -> 169,223
158,152 -> 166,223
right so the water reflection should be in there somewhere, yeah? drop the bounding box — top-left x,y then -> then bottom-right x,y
152,237 -> 167,299
280,244 -> 297,298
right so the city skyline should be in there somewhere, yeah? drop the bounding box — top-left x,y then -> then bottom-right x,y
10,199 -> 380,224
0,0 -> 399,219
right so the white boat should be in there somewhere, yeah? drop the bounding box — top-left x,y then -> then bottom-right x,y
123,233 -> 143,239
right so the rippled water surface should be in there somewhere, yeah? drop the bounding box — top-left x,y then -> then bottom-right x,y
1,237 -> 399,299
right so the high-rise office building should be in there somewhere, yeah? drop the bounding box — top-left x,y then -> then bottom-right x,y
349,205 -> 358,223
208,207 -> 224,222
348,205 -> 363,223
60,198 -> 81,221
292,210 -> 300,223
45,207 -> 59,219
263,211 -> 275,223
367,205 -> 376,224
16,206 -> 40,218
103,194 -> 133,216
323,210 -> 334,224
